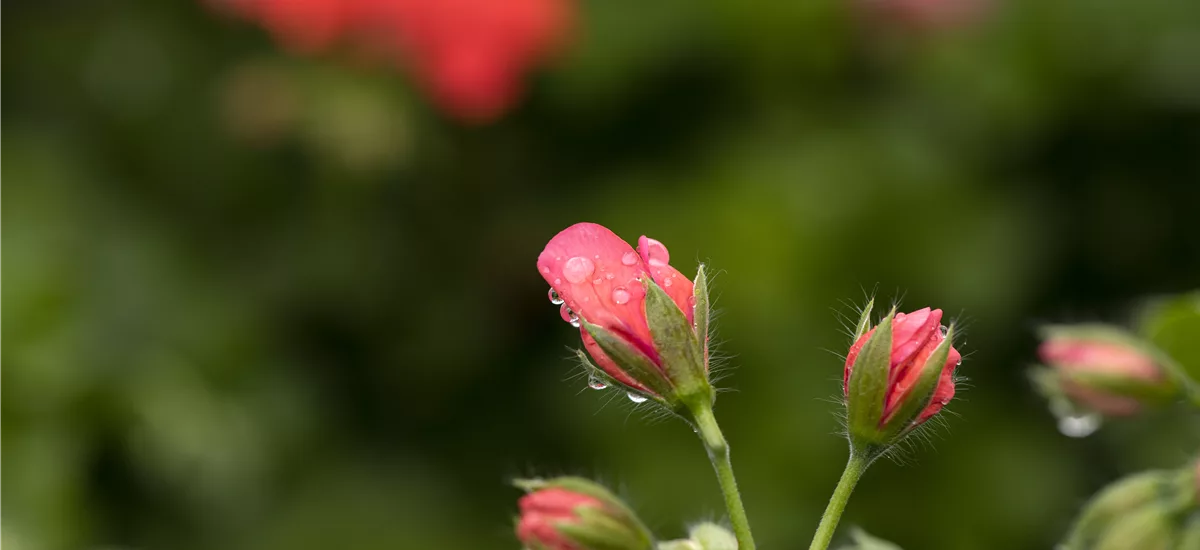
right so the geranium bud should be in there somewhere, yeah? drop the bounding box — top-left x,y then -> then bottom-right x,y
1032,325 -> 1180,418
537,223 -> 712,413
1063,463 -> 1200,550
514,477 -> 654,550
843,304 -> 962,450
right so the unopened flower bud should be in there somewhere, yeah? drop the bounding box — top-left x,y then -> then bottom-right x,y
538,223 -> 713,413
843,303 -> 962,451
1063,463 -> 1200,550
1033,325 -> 1179,419
514,477 -> 654,550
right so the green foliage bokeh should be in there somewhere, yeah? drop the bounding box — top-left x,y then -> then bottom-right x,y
4,0 -> 1200,549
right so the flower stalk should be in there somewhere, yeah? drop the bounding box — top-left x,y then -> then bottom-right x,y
807,451 -> 871,550
689,400 -> 756,550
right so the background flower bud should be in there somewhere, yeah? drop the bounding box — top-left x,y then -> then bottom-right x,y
1063,463 -> 1200,550
1034,324 -> 1180,418
514,477 -> 654,550
843,305 -> 962,449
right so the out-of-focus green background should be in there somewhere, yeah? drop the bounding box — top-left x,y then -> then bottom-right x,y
5,0 -> 1200,549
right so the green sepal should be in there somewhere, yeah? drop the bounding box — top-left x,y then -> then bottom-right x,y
846,307 -> 895,445
853,298 -> 876,343
692,264 -> 710,359
1177,514 -> 1200,550
1059,369 -> 1179,404
581,321 -> 677,408
1093,504 -> 1178,550
1062,470 -> 1175,550
557,507 -> 655,550
575,349 -> 623,391
643,278 -> 710,402
879,323 -> 956,440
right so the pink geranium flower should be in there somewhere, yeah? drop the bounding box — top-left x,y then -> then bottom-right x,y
537,223 -> 698,397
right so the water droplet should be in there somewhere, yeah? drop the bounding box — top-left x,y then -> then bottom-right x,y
593,278 -> 602,285
621,251 -> 639,266
541,266 -> 550,274
663,278 -> 673,287
554,278 -> 561,285
548,288 -> 564,305
627,392 -> 648,404
939,325 -> 949,338
642,237 -> 670,266
588,377 -> 608,390
606,273 -> 615,280
1058,413 -> 1101,438
593,254 -> 600,260
562,256 -> 595,284
560,304 -> 581,327
612,287 -> 631,305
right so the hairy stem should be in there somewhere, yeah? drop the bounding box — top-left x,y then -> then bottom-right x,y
808,451 -> 871,550
691,403 -> 756,550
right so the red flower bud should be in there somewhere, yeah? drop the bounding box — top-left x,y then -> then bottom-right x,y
844,307 -> 962,429
517,488 -> 605,550
1036,327 -> 1178,417
537,223 -> 709,408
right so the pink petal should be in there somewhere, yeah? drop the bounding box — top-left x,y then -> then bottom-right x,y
538,223 -> 657,360
637,235 -> 695,324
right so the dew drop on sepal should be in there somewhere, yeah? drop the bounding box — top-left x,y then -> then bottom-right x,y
1057,413 -> 1101,438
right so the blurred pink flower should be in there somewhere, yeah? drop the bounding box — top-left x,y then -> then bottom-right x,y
1038,337 -> 1165,416
516,488 -> 603,550
538,223 -> 696,396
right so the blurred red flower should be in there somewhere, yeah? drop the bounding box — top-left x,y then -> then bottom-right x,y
215,0 -> 570,123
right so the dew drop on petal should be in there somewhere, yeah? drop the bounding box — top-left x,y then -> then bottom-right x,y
548,288 -> 563,305
593,278 -> 602,285
541,266 -> 550,274
663,277 -> 673,287
621,251 -> 639,266
588,376 -> 608,390
563,256 -> 595,284
1058,413 -> 1101,438
606,273 -> 615,280
560,304 -> 581,327
627,392 -> 648,403
554,278 -> 561,285
612,287 -> 631,305
643,238 -> 670,266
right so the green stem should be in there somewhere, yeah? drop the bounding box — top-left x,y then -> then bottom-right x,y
808,451 -> 870,550
691,403 -> 756,550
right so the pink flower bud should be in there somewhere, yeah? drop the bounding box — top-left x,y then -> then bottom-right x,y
537,223 -> 709,407
514,478 -> 654,550
1037,329 -> 1175,416
516,488 -> 605,550
844,307 -> 962,427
